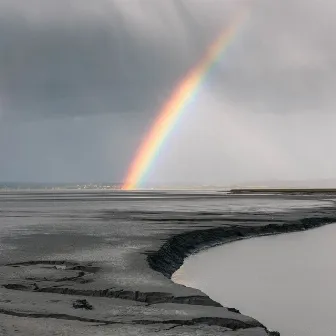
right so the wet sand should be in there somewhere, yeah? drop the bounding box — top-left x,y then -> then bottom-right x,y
0,190 -> 335,335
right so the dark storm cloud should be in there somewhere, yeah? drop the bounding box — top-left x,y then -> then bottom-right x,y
0,17 -> 175,119
1,0 -> 335,121
1,0 -> 336,122
0,0 -> 234,121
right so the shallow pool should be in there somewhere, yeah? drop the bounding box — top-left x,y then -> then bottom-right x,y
173,224 -> 336,336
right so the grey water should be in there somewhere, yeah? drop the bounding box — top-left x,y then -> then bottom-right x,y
173,223 -> 336,336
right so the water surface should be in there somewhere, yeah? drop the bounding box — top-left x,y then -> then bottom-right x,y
173,224 -> 336,336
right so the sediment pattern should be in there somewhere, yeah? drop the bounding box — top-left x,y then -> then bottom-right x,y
1,191 -> 335,335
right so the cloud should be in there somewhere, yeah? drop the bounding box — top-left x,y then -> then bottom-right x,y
1,0 -> 336,184
1,0 -> 335,121
0,113 -> 145,183
0,0 -> 238,121
212,0 -> 336,113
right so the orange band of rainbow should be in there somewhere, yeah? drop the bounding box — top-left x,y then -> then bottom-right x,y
123,8 -> 250,190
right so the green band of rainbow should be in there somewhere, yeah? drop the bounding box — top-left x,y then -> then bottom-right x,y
123,8 -> 250,190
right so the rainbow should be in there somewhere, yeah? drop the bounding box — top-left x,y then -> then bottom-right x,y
123,8 -> 251,190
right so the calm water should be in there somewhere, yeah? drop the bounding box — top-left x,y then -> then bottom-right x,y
173,224 -> 336,336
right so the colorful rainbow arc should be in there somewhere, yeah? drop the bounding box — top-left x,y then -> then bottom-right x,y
122,8 -> 251,190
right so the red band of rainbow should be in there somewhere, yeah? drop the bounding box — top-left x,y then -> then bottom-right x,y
123,8 -> 251,190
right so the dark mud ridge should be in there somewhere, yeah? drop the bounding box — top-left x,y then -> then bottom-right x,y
148,215 -> 336,277
148,215 -> 336,335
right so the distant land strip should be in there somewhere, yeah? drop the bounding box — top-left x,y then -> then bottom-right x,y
230,188 -> 336,194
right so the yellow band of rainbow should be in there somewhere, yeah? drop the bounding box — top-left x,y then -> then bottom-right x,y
123,8 -> 251,190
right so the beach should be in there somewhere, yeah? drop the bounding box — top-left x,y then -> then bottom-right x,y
0,190 -> 334,335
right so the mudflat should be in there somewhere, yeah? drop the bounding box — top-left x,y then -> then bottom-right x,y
0,190 -> 334,335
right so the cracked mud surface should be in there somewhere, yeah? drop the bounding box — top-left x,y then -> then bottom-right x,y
1,190 -> 334,335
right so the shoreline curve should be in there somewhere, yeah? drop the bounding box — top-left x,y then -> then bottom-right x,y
147,214 -> 336,335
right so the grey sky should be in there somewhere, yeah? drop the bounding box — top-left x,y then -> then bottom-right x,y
1,0 -> 336,186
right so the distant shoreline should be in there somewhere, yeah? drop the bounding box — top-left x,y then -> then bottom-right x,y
230,188 -> 336,194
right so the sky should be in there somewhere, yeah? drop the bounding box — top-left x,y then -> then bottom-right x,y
1,0 -> 336,186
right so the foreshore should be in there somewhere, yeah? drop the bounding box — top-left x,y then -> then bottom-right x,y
0,191 -> 335,335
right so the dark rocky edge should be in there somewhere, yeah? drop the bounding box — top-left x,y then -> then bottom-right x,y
147,215 -> 336,335
0,306 -> 266,331
3,281 -> 222,307
147,216 -> 336,278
